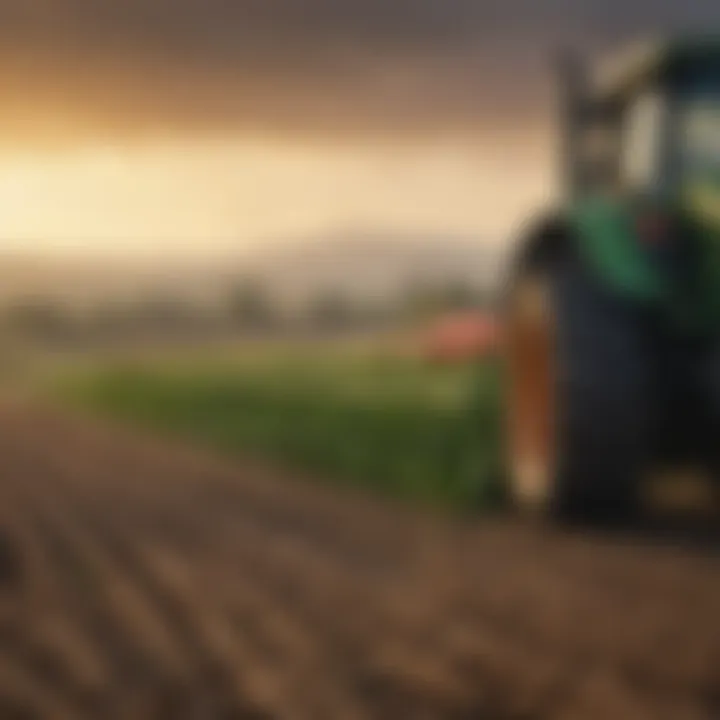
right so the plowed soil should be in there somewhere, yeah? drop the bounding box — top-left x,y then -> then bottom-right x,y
0,403 -> 717,719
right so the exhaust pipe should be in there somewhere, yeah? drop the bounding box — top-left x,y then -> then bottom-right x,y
557,49 -> 588,202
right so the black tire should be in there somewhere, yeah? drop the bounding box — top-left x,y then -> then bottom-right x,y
506,219 -> 651,525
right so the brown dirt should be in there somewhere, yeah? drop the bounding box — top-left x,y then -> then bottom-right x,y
0,403 -> 717,719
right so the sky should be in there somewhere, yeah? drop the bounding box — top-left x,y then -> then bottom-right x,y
0,0 -> 718,257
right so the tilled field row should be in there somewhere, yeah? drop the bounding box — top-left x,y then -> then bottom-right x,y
0,403 -> 716,718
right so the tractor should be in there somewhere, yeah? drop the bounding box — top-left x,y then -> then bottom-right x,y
506,37 -> 720,523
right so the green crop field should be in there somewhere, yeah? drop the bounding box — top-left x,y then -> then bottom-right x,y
52,350 -> 504,511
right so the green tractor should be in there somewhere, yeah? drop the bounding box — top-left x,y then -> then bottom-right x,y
506,37 -> 720,523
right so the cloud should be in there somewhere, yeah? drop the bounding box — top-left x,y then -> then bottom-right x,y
0,0 -> 717,143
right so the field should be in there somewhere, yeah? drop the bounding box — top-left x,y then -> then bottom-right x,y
0,345 -> 705,717
0,401 -> 716,718
52,349 -> 505,511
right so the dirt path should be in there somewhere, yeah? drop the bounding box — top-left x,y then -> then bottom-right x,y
0,403 -> 717,719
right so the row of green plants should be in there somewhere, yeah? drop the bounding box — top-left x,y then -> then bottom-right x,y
54,356 -> 504,511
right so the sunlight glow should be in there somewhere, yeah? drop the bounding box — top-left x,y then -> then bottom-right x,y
0,136 -> 551,257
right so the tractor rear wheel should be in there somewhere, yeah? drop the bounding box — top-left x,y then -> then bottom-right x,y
506,242 -> 650,525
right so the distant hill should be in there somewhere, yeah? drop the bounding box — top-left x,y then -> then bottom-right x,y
0,254 -> 239,306
245,231 -> 505,304
0,231 -> 506,307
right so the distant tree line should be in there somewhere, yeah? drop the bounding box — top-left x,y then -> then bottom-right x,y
0,276 -> 496,347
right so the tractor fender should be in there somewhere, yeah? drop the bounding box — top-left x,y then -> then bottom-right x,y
504,212 -> 576,295
510,199 -> 665,306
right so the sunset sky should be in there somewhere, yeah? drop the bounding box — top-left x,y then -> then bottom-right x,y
0,0 -> 717,257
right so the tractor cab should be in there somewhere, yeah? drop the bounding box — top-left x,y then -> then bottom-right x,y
566,39 -> 720,205
557,37 -> 720,328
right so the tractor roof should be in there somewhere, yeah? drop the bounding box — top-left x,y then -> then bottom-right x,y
593,36 -> 720,104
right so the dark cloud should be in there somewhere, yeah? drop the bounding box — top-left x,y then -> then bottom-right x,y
0,0 -> 718,142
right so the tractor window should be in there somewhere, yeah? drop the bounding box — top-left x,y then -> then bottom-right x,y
673,78 -> 720,226
675,68 -> 720,176
620,91 -> 665,192
680,98 -> 720,173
